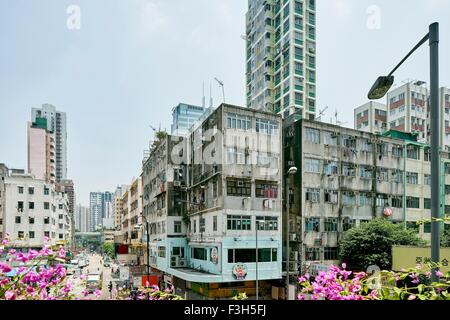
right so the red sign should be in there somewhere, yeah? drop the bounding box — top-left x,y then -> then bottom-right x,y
384,207 -> 393,217
142,275 -> 158,287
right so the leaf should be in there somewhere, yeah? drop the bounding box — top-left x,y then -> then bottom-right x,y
417,294 -> 427,300
418,284 -> 424,294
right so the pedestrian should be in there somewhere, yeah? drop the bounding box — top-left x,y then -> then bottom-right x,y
108,281 -> 113,299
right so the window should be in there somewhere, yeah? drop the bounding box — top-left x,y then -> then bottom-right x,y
324,161 -> 338,175
18,186 -> 24,194
377,168 -> 389,181
304,158 -> 320,173
305,248 -> 320,261
29,231 -> 35,239
406,222 -> 419,233
360,166 -> 373,179
392,169 -> 403,183
255,181 -> 278,198
406,172 -> 419,184
29,202 -> 35,210
359,193 -> 372,206
360,139 -> 372,152
323,132 -> 338,146
424,223 -> 431,234
324,218 -> 338,232
424,198 -> 431,210
342,136 -> 356,148
305,128 -> 320,143
199,218 -> 205,233
227,215 -> 251,231
446,185 -> 450,195
324,247 -> 338,260
227,179 -> 251,196
227,113 -> 251,130
305,188 -> 320,203
18,231 -> 24,239
44,202 -> 50,210
376,194 -> 389,208
44,217 -> 50,224
256,118 -> 279,135
342,192 -> 356,205
44,231 -> 50,238
29,217 -> 35,224
174,221 -> 182,233
58,214 -> 63,219
424,148 -> 431,162
213,216 -> 217,231
324,190 -> 338,204
15,216 -> 21,224
305,218 -> 320,232
59,234 -> 64,239
192,247 -> 207,260
343,218 -> 355,231
342,164 -> 356,177
59,204 -> 63,209
406,197 -> 420,209
17,201 -> 24,211
392,196 -> 403,208
227,248 -> 277,263
424,174 -> 431,186
407,145 -> 420,160
28,187 -> 34,195
256,216 -> 278,231
193,219 -> 196,233
44,187 -> 49,195
158,246 -> 166,258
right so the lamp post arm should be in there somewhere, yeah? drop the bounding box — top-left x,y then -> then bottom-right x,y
387,33 -> 430,77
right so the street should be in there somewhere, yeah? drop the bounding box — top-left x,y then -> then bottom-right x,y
69,254 -> 116,300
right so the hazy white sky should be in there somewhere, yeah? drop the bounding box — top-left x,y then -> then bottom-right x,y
1,0 -> 449,206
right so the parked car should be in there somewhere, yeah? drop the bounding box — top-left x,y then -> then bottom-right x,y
86,272 -> 103,293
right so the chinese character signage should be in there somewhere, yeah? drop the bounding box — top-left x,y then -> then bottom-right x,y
232,264 -> 248,280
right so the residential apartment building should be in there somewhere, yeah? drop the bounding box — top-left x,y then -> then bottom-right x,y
31,104 -> 67,182
119,178 -> 143,264
143,104 -> 283,299
56,179 -> 75,245
89,191 -> 114,231
75,204 -> 89,233
113,185 -> 128,231
387,81 -> 428,142
246,0 -> 317,118
354,101 -> 387,134
0,164 -> 8,240
440,87 -> 450,149
171,103 -> 206,136
3,172 -> 71,248
27,119 -> 56,184
283,115 -> 450,275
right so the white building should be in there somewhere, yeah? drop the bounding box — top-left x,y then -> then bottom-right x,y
3,172 -> 71,249
440,87 -> 450,149
31,104 -> 67,182
0,164 -> 8,240
75,204 -> 89,233
354,101 -> 387,134
387,81 -> 428,142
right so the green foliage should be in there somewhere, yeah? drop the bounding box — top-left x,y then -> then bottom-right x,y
102,242 -> 115,259
232,293 -> 248,300
441,229 -> 450,247
339,219 -> 426,271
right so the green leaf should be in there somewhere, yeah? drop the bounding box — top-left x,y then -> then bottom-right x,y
418,284 -> 424,294
417,294 -> 427,300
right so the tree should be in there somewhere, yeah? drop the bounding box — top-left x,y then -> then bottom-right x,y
103,242 -> 115,259
339,219 -> 426,271
442,228 -> 450,247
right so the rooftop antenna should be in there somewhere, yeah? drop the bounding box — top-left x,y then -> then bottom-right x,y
315,106 -> 329,121
214,77 -> 225,104
209,82 -> 213,109
202,82 -> 206,109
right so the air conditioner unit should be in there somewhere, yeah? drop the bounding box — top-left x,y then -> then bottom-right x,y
170,260 -> 177,268
289,233 -> 297,241
289,262 -> 298,271
237,181 -> 244,187
173,181 -> 181,187
177,258 -> 187,267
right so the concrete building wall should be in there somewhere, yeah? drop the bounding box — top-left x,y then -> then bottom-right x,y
27,123 -> 48,181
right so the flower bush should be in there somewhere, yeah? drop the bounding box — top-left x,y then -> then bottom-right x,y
116,285 -> 183,300
298,263 -> 450,300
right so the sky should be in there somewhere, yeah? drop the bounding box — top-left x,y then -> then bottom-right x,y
0,0 -> 449,206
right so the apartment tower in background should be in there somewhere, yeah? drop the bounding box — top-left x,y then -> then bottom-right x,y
246,0 -> 317,118
31,104 -> 67,181
354,101 -> 387,134
171,103 -> 206,136
27,118 -> 55,183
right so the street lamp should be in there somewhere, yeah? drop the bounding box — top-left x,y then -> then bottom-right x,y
368,23 -> 440,282
286,166 -> 298,299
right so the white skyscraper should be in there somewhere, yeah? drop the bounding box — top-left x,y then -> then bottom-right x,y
31,104 -> 67,182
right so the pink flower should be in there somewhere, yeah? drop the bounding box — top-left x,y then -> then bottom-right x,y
94,289 -> 102,298
44,236 -> 50,242
436,271 -> 444,278
58,246 -> 66,259
408,294 -> 417,300
342,263 -> 347,269
0,262 -> 12,273
5,291 -> 16,300
80,274 -> 87,280
27,249 -> 39,260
